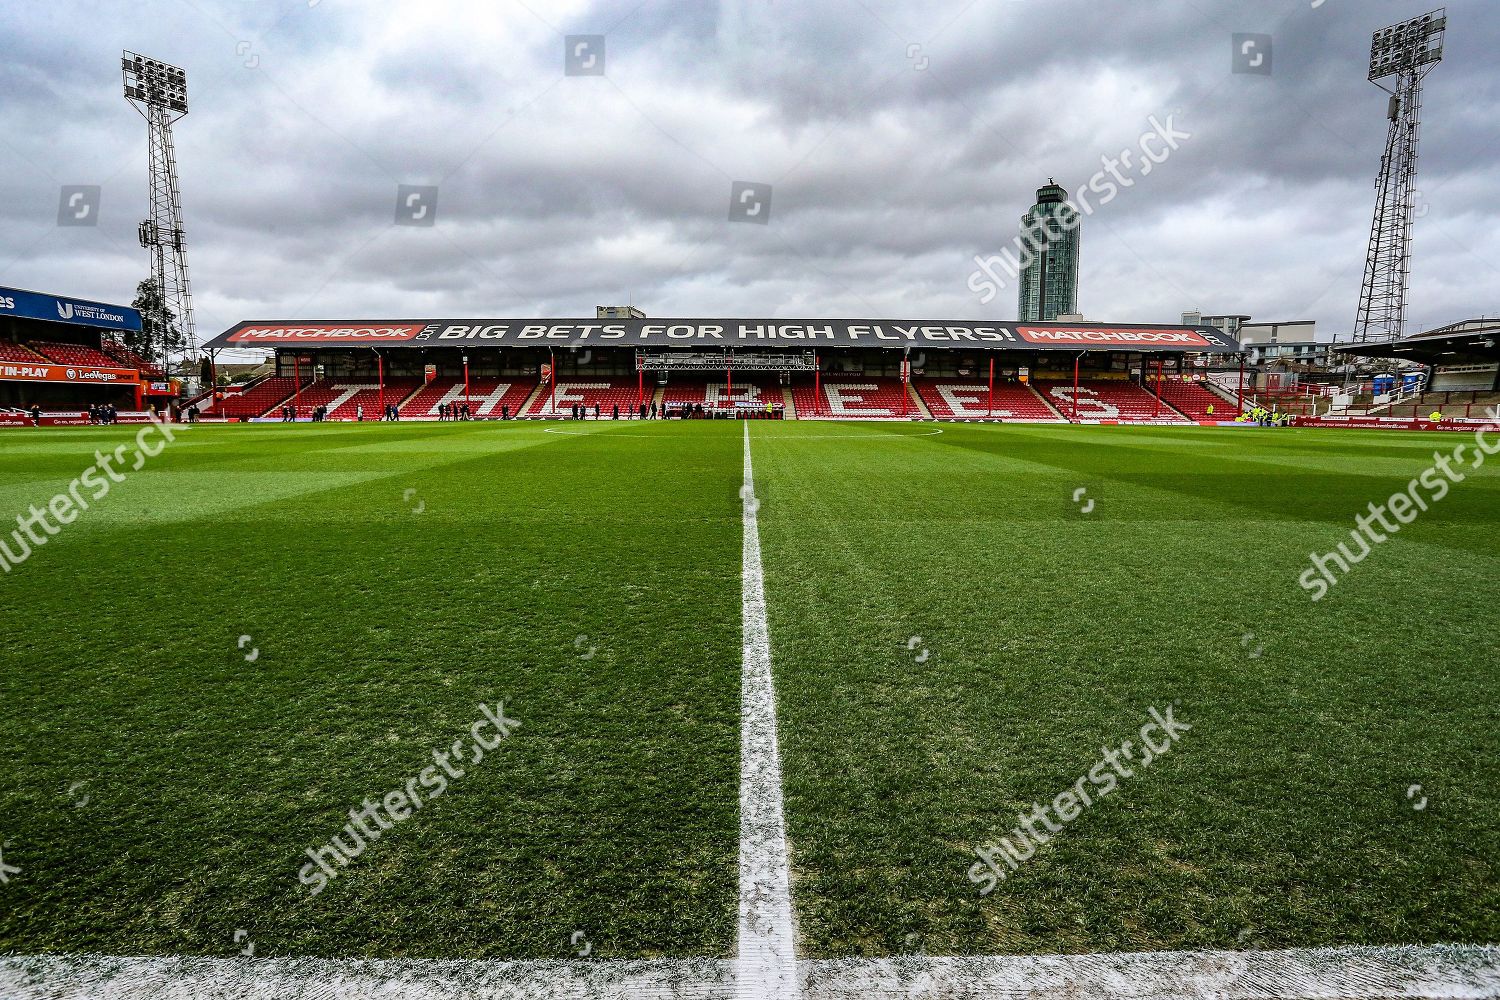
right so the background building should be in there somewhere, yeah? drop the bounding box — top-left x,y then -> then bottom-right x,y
1017,180 -> 1080,323
1182,312 -> 1251,342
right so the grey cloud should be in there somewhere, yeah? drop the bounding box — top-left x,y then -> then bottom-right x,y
0,0 -> 1496,346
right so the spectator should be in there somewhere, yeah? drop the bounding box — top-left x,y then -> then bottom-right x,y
356,403 -> 364,422
594,404 -> 601,420
501,404 -> 509,420
612,404 -> 619,420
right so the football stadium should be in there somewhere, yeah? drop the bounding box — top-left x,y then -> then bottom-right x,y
2,4 -> 1498,1000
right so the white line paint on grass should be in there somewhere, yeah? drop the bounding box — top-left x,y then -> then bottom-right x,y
801,945 -> 1500,999
738,420 -> 800,1000
0,954 -> 733,999
5,945 -> 1496,1000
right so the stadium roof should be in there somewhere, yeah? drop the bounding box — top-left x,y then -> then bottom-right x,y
1333,317 -> 1500,365
204,318 -> 1242,354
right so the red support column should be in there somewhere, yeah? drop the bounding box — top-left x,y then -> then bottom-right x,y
1153,358 -> 1162,418
1072,354 -> 1080,421
134,380 -> 144,410
464,357 -> 471,414
727,350 -> 734,418
293,355 -> 302,418
1238,355 -> 1246,415
378,353 -> 385,419
814,353 -> 821,418
637,367 -> 643,409
549,350 -> 557,416
987,357 -> 995,418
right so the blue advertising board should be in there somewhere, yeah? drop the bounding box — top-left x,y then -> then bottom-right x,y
0,285 -> 142,333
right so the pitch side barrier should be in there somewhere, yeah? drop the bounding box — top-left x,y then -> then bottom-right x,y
1300,415 -> 1493,431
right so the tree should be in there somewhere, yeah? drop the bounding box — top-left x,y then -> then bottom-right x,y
129,278 -> 183,364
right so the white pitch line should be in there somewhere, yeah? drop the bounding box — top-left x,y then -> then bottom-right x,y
801,945 -> 1500,999
0,954 -> 733,999
6,945 -> 1496,1000
738,420 -> 800,1000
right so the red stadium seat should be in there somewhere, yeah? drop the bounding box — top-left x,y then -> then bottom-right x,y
917,378 -> 1062,421
29,342 -> 120,367
791,375 -> 916,418
295,378 -> 422,419
200,377 -> 304,418
0,340 -> 46,363
524,379 -> 644,417
1150,378 -> 1240,421
661,375 -> 784,415
100,339 -> 166,378
399,377 -> 536,418
1041,380 -> 1190,423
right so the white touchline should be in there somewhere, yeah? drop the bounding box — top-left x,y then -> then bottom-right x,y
802,945 -> 1500,998
738,421 -> 800,1000
5,945 -> 1495,999
0,954 -> 734,999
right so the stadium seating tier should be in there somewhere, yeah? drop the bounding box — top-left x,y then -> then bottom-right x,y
524,379 -> 646,417
200,377 -> 304,418
399,377 -> 537,418
916,378 -> 1062,421
294,378 -> 423,420
1041,379 -> 1190,422
0,340 -> 45,363
791,376 -> 916,418
660,375 -> 785,414
1150,378 -> 1241,421
29,342 -> 120,367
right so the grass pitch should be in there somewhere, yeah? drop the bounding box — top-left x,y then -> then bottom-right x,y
0,421 -> 1495,962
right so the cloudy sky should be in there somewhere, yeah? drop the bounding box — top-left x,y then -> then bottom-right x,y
2,0 -> 1497,351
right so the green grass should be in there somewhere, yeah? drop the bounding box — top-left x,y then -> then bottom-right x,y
0,422 -> 743,959
756,422 -> 1500,957
0,420 -> 1495,961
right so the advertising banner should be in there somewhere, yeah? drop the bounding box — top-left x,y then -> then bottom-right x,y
0,286 -> 141,332
0,362 -> 139,385
206,319 -> 1243,354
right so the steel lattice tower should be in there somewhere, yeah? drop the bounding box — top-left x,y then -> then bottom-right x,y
1353,10 -> 1445,344
123,51 -> 196,370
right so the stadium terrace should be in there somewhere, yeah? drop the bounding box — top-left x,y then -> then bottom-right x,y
196,316 -> 1259,423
